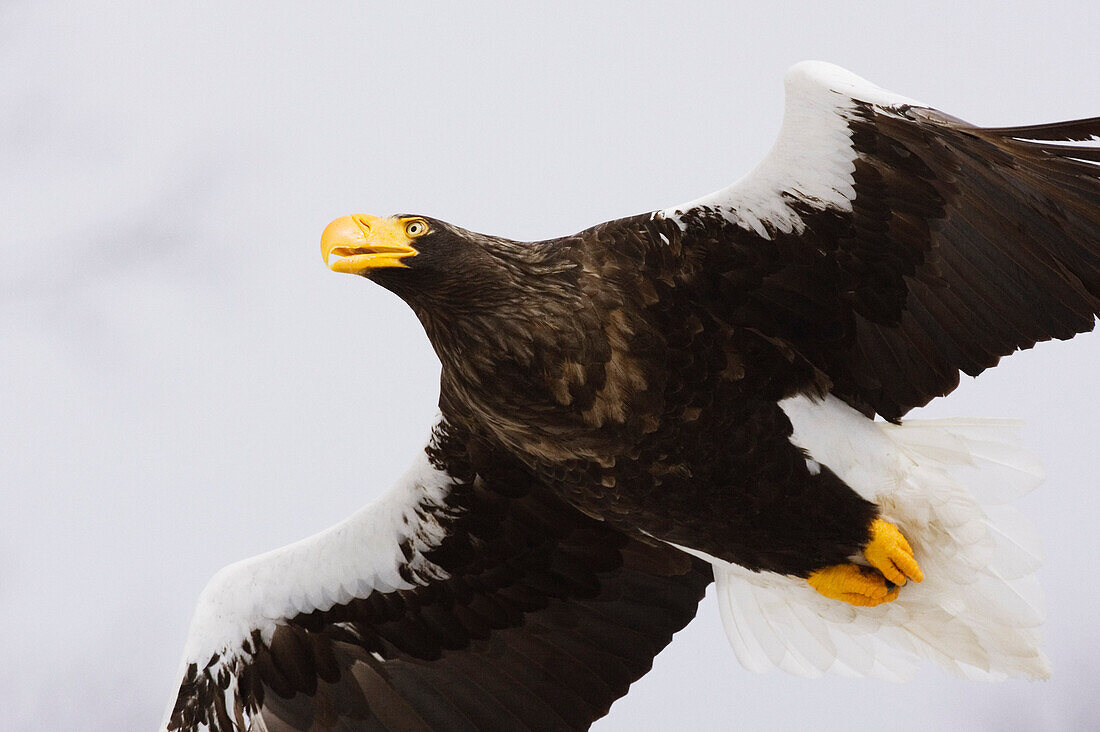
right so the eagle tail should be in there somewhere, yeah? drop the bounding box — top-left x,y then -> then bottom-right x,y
713,398 -> 1050,681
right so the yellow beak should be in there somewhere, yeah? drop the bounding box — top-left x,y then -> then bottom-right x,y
320,214 -> 418,274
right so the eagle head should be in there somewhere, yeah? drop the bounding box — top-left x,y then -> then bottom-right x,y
322,213 -> 499,305
320,211 -> 578,305
320,213 -> 458,276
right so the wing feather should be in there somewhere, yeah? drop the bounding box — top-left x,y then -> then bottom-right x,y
664,61 -> 1100,419
164,421 -> 711,731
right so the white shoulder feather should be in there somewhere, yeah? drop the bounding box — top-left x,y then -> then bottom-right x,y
659,61 -> 922,238
163,430 -> 457,729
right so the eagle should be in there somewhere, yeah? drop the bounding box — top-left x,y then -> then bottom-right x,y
165,62 -> 1100,731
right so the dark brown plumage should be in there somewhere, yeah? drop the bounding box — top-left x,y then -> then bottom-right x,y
168,64 -> 1100,731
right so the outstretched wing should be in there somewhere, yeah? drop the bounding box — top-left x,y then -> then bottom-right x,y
662,61 -> 1100,420
164,420 -> 711,732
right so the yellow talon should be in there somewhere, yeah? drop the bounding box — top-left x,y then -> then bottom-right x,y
864,518 -> 924,586
807,520 -> 923,607
807,564 -> 900,607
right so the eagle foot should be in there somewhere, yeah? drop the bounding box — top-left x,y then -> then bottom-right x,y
807,563 -> 900,607
863,518 -> 924,586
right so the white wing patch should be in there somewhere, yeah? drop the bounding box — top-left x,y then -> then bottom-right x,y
659,61 -> 921,239
710,395 -> 1048,681
170,431 -> 456,701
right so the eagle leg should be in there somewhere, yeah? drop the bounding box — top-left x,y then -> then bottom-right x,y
806,563 -> 901,607
863,518 -> 924,586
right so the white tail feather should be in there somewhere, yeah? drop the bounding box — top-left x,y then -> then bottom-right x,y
711,395 -> 1050,681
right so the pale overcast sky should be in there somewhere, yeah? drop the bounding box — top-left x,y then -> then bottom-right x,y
2,2 -> 1098,730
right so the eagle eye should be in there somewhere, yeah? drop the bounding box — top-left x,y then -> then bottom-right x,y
405,220 -> 428,237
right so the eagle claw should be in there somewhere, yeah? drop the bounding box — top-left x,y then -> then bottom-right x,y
863,518 -> 924,586
807,563 -> 900,607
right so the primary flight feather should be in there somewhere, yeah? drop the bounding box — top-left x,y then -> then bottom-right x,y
166,62 -> 1099,731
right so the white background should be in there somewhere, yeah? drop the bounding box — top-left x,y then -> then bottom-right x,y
2,2 -> 1098,730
